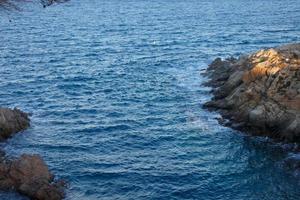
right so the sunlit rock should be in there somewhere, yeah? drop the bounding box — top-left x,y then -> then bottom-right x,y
204,43 -> 300,142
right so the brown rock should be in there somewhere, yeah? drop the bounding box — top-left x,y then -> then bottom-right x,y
0,107 -> 65,199
9,155 -> 53,182
0,107 -> 30,140
0,154 -> 65,200
204,43 -> 300,142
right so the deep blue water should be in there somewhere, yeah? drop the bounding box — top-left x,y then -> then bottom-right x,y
1,0 -> 300,199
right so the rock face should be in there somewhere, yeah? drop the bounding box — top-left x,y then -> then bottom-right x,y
0,107 -> 30,140
0,154 -> 65,200
204,44 -> 300,142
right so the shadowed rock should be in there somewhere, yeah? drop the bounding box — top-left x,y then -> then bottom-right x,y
0,107 -> 30,140
0,154 -> 65,200
203,43 -> 300,142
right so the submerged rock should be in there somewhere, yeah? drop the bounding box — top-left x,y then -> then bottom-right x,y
0,107 -> 30,140
204,43 -> 300,142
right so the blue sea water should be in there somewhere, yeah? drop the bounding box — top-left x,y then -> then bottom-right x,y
0,0 -> 300,199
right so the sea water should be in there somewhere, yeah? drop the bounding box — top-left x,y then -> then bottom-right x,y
0,0 -> 300,199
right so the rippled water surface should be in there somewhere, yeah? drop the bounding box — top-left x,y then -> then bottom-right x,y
1,0 -> 300,199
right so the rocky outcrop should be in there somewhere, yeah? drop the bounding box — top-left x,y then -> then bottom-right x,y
0,107 -> 65,199
204,43 -> 300,142
0,107 -> 30,140
0,154 -> 65,200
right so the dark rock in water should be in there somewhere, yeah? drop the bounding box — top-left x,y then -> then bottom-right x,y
0,107 -> 30,140
0,154 -> 65,200
204,43 -> 300,142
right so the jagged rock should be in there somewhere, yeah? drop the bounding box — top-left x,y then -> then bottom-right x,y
204,43 -> 300,142
0,107 -> 30,140
0,154 -> 65,200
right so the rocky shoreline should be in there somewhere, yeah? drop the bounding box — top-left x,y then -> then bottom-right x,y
203,43 -> 300,143
0,1 -> 69,199
0,108 -> 65,200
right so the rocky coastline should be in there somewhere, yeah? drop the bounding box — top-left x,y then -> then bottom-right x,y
0,108 -> 64,200
0,1 -> 67,199
203,43 -> 300,143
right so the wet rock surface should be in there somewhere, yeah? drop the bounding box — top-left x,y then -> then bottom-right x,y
204,44 -> 300,142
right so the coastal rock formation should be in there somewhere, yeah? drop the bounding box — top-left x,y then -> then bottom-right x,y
0,107 -> 30,140
204,44 -> 300,142
0,107 -> 65,199
0,154 -> 65,200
